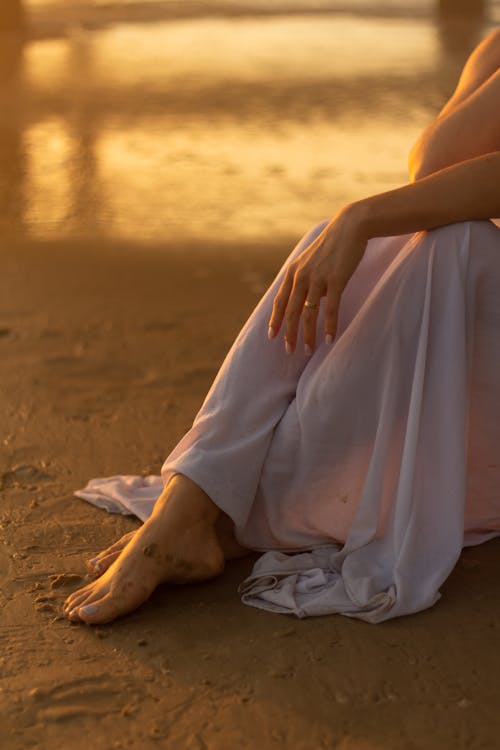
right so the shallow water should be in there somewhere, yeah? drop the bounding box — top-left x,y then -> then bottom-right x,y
0,3 -> 497,247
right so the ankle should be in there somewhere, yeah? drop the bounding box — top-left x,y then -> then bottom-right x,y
156,474 -> 220,525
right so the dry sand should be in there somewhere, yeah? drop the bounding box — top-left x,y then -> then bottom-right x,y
1,236 -> 500,750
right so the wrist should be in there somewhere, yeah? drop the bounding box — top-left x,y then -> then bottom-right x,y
342,198 -> 377,241
347,186 -> 417,241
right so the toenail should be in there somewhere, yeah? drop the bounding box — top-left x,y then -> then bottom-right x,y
80,604 -> 98,616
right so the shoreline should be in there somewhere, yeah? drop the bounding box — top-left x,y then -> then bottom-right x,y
23,1 -> 500,42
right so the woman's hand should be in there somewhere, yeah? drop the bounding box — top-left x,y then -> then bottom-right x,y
268,203 -> 369,355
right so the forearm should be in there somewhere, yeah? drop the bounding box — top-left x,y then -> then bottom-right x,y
408,70 -> 500,181
355,150 -> 500,240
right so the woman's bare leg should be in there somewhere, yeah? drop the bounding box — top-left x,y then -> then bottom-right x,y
86,508 -> 247,578
64,473 -> 247,624
65,220 -> 331,624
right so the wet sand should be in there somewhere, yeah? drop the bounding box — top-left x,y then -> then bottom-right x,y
2,236 -> 500,750
2,5 -> 500,750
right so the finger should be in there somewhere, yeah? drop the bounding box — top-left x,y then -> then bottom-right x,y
324,281 -> 342,344
302,281 -> 324,354
268,266 -> 295,339
284,272 -> 308,352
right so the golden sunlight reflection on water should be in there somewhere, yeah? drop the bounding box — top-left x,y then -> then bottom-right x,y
74,17 -> 437,84
0,12 -> 494,246
23,118 -> 73,232
93,115 -> 417,243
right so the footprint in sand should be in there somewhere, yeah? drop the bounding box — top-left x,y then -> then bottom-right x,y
1,464 -> 51,488
27,675 -> 126,723
49,573 -> 85,589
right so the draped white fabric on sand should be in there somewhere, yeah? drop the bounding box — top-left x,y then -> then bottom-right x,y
76,219 -> 500,623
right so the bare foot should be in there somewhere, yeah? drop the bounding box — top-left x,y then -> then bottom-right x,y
86,531 -> 136,577
64,474 -> 226,625
215,512 -> 250,560
85,509 -> 248,578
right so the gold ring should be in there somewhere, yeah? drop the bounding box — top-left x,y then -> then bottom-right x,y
304,299 -> 318,309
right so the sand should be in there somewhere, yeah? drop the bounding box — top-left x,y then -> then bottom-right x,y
1,235 -> 500,750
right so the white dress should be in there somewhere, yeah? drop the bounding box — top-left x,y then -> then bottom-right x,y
76,219 -> 500,623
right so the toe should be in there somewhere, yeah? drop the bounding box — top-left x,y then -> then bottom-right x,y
85,532 -> 136,575
64,582 -> 93,611
66,607 -> 84,622
94,552 -> 121,575
85,557 -> 101,576
77,593 -> 128,625
64,590 -> 93,615
64,578 -> 103,613
86,552 -> 120,578
65,584 -> 111,621
97,531 -> 136,559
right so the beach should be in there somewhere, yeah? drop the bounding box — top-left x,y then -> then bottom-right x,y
3,235 -> 500,750
1,3 -> 500,749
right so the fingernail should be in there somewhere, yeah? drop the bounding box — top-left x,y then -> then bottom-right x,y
267,326 -> 276,340
305,344 -> 313,356
94,564 -> 101,575
325,334 -> 334,345
80,604 -> 98,617
285,340 -> 293,355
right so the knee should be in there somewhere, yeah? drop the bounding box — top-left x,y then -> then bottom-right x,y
428,220 -> 496,243
404,221 -> 500,293
424,220 -> 499,261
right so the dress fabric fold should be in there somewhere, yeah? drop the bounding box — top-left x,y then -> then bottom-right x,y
75,219 -> 500,623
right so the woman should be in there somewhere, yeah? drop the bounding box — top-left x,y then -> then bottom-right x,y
64,30 -> 500,625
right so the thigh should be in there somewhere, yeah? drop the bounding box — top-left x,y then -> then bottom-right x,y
333,232 -> 414,339
465,222 -> 500,533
